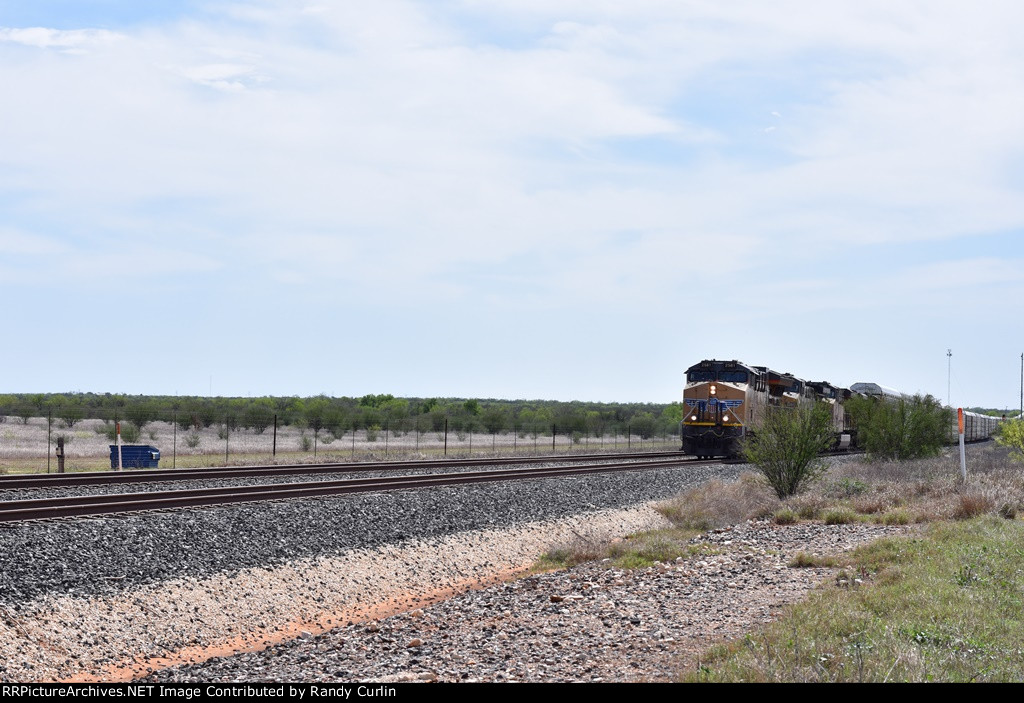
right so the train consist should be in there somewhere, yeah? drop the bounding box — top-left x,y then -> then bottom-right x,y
681,359 -> 1000,458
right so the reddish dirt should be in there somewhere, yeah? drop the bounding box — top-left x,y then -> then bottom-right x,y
64,565 -> 531,683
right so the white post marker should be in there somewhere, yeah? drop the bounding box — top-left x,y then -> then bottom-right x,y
958,408 -> 966,481
117,422 -> 123,471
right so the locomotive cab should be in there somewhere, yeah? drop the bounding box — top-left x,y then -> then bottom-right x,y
681,359 -> 766,458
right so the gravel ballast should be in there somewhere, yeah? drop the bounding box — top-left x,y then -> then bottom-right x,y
0,463 -> 743,681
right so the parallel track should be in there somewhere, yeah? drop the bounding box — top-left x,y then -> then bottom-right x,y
0,451 -> 688,490
0,456 -> 719,523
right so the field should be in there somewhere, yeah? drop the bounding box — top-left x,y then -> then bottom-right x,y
0,415 -> 679,473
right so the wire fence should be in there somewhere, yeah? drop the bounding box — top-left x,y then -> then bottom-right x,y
0,409 -> 683,473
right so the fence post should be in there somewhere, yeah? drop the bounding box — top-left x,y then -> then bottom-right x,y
47,410 -> 52,474
444,418 -> 448,456
173,410 -> 177,469
272,414 -> 277,458
552,424 -> 556,453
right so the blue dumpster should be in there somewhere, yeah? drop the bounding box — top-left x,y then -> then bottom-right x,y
109,445 -> 160,469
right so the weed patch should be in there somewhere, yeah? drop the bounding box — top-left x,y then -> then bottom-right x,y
534,528 -> 706,572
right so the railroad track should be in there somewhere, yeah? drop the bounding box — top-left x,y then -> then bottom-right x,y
0,456 -> 719,523
0,450 -> 689,489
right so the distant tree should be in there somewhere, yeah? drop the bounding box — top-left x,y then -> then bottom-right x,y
631,412 -> 657,439
482,406 -> 509,435
381,398 -> 410,421
359,394 -> 394,409
304,397 -> 331,439
126,403 -> 157,433
59,405 -> 85,429
243,400 -> 275,434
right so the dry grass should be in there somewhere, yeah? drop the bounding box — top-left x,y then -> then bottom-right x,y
534,528 -> 709,572
656,473 -> 779,530
657,442 -> 1023,534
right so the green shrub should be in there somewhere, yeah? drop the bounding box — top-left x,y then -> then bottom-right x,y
105,422 -> 141,443
789,551 -> 839,568
744,403 -> 835,498
878,508 -> 911,525
995,419 -> 1024,463
846,394 -> 952,461
823,507 -> 859,525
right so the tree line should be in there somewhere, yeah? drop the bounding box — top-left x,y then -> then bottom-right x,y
0,392 -> 686,441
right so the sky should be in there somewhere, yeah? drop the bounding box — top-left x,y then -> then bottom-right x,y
1,1 -> 1023,410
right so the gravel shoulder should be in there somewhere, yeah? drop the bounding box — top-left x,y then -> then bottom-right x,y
0,462 -> 908,683
142,519 -> 910,683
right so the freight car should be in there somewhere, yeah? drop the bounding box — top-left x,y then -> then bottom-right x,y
681,359 -> 998,458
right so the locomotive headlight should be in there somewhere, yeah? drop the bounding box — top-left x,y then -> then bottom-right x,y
691,415 -> 698,421
710,385 -> 717,395
723,415 -> 730,422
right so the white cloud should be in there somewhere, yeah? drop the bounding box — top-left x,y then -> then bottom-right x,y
1,1 -> 1023,316
0,26 -> 123,51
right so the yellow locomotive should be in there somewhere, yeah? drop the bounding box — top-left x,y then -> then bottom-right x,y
681,359 -> 852,458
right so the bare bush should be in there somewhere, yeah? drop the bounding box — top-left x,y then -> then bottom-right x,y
657,473 -> 778,531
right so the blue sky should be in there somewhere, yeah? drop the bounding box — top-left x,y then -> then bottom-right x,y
2,1 -> 1023,409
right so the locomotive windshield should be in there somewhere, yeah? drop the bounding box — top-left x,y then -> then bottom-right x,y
688,369 -> 748,383
687,371 -> 716,382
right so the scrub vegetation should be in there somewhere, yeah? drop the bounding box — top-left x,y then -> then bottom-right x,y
844,393 -> 952,461
534,528 -> 713,572
742,403 -> 836,498
686,444 -> 1024,682
536,442 -> 1024,682
689,517 -> 1024,682
995,418 -> 1024,463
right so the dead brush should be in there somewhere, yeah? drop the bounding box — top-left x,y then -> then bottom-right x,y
657,472 -> 778,530
786,493 -> 830,520
952,492 -> 997,520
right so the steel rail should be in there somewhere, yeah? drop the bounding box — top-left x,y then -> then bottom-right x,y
0,451 -> 688,489
0,457 -> 719,523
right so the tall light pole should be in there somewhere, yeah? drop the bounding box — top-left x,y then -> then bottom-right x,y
947,349 -> 952,408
